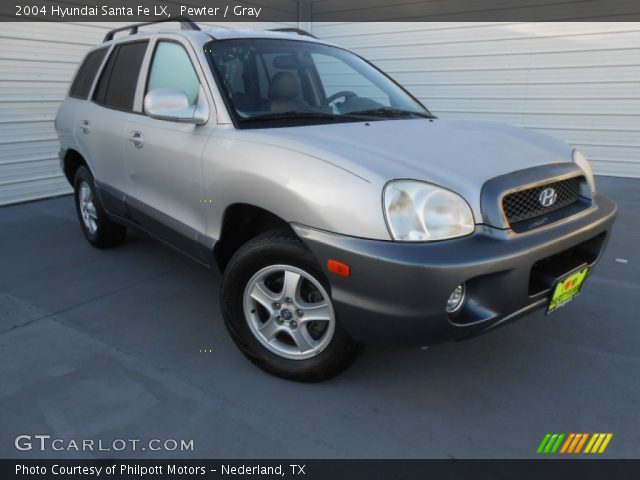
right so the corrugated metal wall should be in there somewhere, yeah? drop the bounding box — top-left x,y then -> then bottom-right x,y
0,22 -> 98,206
1,19 -> 639,205
0,17 -> 296,206
311,22 -> 640,178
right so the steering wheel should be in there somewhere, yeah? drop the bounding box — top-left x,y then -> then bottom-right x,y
324,90 -> 357,106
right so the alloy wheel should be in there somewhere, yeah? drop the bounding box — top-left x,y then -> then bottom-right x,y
243,264 -> 336,360
78,181 -> 98,234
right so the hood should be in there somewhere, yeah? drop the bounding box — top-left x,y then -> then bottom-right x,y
238,118 -> 575,218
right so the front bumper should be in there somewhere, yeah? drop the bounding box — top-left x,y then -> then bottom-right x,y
293,193 -> 617,345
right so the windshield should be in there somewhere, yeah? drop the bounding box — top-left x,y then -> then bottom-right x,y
205,39 -> 433,127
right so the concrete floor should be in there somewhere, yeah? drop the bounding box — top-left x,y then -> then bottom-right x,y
0,176 -> 638,459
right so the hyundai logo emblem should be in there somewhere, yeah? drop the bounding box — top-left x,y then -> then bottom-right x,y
539,188 -> 557,207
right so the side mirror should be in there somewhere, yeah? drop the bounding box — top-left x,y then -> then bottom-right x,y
143,88 -> 208,125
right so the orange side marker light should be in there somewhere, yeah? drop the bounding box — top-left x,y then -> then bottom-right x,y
327,259 -> 351,277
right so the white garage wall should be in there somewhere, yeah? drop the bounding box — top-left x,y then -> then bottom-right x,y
0,22 -> 98,206
311,22 -> 640,178
0,17 -> 296,206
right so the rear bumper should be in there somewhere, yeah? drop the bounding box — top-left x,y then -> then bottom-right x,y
293,193 -> 617,345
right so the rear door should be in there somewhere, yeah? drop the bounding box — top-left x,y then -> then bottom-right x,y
124,36 -> 214,261
83,40 -> 149,217
57,46 -> 109,177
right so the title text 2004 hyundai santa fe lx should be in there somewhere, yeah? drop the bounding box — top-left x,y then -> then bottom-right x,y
55,19 -> 617,381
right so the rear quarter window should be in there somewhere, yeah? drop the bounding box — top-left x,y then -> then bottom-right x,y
69,47 -> 109,99
93,41 -> 149,112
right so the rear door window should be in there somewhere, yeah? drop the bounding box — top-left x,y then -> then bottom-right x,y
93,41 -> 149,112
69,47 -> 109,99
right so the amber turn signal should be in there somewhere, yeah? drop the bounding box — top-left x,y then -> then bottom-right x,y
327,259 -> 351,277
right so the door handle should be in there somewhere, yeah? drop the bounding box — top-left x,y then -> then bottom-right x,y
129,131 -> 144,148
79,120 -> 90,134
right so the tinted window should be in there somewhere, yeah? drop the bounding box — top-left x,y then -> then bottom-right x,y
93,41 -> 148,111
147,42 -> 200,105
69,47 -> 108,99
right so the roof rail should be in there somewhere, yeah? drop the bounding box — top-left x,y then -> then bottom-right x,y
103,17 -> 200,42
269,28 -> 317,39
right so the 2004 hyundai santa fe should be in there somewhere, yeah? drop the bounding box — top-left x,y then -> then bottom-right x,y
55,18 -> 617,381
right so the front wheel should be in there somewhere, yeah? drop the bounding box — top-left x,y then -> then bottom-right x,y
221,231 -> 360,382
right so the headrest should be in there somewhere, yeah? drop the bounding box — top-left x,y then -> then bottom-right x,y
268,72 -> 301,100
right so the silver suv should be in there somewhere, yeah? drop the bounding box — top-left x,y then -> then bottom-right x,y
56,19 -> 617,381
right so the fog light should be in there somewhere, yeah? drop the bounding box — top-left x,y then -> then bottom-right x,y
446,283 -> 466,313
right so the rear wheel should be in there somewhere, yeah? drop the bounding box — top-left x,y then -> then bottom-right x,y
73,166 -> 126,248
221,231 -> 360,381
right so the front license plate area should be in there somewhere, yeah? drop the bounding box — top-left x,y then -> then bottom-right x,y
546,265 -> 589,315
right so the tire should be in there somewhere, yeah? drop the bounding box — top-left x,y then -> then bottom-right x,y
221,230 -> 361,382
73,166 -> 126,248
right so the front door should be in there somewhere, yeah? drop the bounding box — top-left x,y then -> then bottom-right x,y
125,38 -> 214,262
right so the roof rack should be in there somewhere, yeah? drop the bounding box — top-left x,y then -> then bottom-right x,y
269,28 -> 317,39
103,17 -> 201,42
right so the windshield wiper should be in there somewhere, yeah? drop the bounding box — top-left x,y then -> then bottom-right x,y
239,111 -> 343,122
346,107 -> 433,119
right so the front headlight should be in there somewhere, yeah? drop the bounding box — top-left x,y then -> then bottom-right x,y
573,149 -> 596,193
383,180 -> 475,241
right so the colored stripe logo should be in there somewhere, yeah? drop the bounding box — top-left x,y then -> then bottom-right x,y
537,433 -> 613,454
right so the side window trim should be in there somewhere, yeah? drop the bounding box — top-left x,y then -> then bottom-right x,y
91,39 -> 149,114
93,44 -> 120,105
133,37 -> 157,113
86,45 -> 113,100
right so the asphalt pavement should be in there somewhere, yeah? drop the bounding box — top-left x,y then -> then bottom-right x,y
1,175 -> 638,459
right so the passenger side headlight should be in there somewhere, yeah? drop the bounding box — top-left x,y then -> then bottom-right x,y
573,149 -> 596,193
383,180 -> 475,241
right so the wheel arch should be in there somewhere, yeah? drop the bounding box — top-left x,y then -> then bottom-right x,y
213,203 -> 298,272
62,148 -> 93,185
